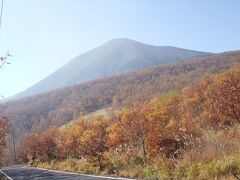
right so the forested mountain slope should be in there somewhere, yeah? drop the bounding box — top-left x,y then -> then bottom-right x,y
17,61 -> 240,180
13,38 -> 211,99
5,51 -> 240,139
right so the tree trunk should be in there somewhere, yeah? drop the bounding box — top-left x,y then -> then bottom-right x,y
141,136 -> 147,158
97,155 -> 103,171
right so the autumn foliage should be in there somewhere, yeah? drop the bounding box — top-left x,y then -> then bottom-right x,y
210,66 -> 240,125
16,65 -> 240,179
0,117 -> 8,163
6,51 -> 240,141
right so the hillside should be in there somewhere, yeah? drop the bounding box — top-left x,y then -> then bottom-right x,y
17,62 -> 240,180
14,38 -> 211,99
5,50 -> 240,140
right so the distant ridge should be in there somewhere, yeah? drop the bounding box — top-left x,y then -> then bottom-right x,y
13,38 -> 212,99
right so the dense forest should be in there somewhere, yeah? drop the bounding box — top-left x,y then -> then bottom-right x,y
16,64 -> 240,179
4,51 -> 240,141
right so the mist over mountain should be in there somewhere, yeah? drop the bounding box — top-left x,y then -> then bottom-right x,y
14,38 -> 212,99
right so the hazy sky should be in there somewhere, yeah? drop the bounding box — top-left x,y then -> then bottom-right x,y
0,0 -> 240,98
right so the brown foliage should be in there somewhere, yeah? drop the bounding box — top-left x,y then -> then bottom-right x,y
15,62 -> 240,177
210,66 -> 240,124
0,117 -> 8,163
17,133 -> 39,163
37,127 -> 58,161
80,118 -> 110,169
6,51 -> 240,140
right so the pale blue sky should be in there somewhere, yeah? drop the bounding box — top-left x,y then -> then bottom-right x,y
0,0 -> 240,97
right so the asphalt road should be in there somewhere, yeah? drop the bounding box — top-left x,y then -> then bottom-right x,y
0,166 -> 132,180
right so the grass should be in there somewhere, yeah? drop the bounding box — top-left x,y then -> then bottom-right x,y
175,154 -> 240,179
60,107 -> 118,129
31,127 -> 240,179
31,148 -> 240,179
31,153 -> 240,179
33,159 -> 100,175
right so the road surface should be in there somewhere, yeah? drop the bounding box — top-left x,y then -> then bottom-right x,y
0,166 -> 133,180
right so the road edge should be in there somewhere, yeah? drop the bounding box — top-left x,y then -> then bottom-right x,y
34,167 -> 137,180
0,169 -> 13,180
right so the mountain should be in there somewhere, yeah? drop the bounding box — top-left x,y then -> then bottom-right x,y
6,50 -> 240,139
14,38 -> 211,99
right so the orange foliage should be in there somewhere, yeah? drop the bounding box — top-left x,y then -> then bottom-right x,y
210,67 -> 240,125
17,133 -> 39,163
37,127 -> 58,161
79,117 -> 109,169
0,117 -> 8,160
16,65 -> 240,172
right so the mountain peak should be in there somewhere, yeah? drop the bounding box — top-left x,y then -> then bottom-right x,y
102,38 -> 146,48
106,38 -> 138,43
12,39 -> 212,99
